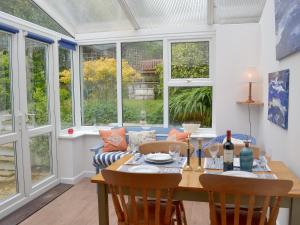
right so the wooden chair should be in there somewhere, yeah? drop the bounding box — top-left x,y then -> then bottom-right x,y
199,174 -> 293,225
139,141 -> 189,225
139,141 -> 194,156
102,169 -> 182,225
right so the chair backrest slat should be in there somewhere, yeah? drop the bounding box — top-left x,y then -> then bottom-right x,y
233,194 -> 241,225
259,196 -> 271,225
246,195 -> 255,225
199,174 -> 293,225
220,193 -> 227,225
268,197 -> 282,225
118,186 -> 129,223
142,189 -> 149,225
155,189 -> 161,225
102,169 -> 181,225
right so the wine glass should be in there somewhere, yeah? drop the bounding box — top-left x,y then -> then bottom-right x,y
209,144 -> 219,168
169,144 -> 180,161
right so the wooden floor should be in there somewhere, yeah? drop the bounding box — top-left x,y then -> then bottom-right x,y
20,178 -> 209,225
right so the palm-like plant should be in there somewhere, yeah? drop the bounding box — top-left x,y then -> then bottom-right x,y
169,87 -> 212,127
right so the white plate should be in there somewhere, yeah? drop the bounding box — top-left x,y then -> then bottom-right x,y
222,171 -> 258,178
128,165 -> 160,173
145,153 -> 173,162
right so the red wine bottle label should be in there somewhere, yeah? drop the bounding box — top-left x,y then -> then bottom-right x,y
224,149 -> 233,163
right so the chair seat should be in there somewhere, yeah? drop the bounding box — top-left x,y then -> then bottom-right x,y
126,199 -> 176,225
93,151 -> 129,168
216,205 -> 266,225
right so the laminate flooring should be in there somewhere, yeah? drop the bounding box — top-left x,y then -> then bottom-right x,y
20,178 -> 209,225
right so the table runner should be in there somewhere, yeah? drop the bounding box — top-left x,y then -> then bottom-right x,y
203,156 -> 271,172
117,164 -> 182,173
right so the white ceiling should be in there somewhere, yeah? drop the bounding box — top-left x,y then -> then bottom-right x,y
32,0 -> 266,36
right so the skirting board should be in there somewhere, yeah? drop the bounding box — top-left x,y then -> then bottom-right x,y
60,171 -> 96,185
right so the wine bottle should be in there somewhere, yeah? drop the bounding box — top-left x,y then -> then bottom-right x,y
223,130 -> 234,171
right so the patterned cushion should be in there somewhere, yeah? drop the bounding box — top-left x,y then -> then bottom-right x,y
99,128 -> 128,152
93,151 -> 129,168
128,130 -> 156,150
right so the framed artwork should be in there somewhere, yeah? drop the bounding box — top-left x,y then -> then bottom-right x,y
268,69 -> 289,129
275,0 -> 300,60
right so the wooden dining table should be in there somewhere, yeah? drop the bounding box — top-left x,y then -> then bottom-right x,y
91,155 -> 300,225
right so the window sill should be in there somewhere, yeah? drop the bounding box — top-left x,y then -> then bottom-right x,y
58,126 -> 217,140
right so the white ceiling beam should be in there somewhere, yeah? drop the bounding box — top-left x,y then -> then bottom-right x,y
116,0 -> 140,30
31,0 -> 75,37
207,0 -> 215,25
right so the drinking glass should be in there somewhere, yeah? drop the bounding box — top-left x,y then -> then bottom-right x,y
169,144 -> 180,161
209,144 -> 219,167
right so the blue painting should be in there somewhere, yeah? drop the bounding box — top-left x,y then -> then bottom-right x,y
268,70 -> 289,129
275,0 -> 300,60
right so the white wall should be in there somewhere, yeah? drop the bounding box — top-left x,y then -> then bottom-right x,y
259,0 -> 300,224
215,23 -> 263,143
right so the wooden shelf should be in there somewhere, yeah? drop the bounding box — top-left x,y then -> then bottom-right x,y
236,101 -> 264,106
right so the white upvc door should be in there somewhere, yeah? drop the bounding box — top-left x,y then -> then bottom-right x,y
18,33 -> 58,196
0,31 -> 26,214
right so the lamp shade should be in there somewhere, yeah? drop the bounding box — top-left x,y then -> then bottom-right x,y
244,67 -> 259,83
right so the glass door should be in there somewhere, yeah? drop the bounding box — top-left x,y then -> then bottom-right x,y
22,38 -> 57,191
0,31 -> 24,208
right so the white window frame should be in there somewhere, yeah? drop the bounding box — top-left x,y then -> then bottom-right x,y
57,47 -> 75,130
78,34 -> 216,135
165,38 -> 216,134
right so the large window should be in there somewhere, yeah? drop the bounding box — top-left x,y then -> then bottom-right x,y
80,44 -> 117,126
169,40 -> 212,128
59,48 -> 74,129
121,41 -> 163,126
79,39 -> 213,129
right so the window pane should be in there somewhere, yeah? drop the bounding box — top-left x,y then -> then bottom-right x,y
25,39 -> 49,128
80,44 -> 117,126
122,41 -> 163,126
0,142 -> 17,201
0,32 -> 13,135
171,41 -> 209,79
0,0 -> 71,36
169,87 -> 212,128
59,48 -> 74,129
30,134 -> 52,185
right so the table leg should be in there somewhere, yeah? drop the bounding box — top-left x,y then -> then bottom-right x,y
289,198 -> 300,225
98,183 -> 109,225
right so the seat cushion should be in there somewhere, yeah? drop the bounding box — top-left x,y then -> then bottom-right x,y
93,151 -> 129,168
126,199 -> 175,225
215,204 -> 266,225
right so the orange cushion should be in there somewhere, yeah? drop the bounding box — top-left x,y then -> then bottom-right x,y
167,128 -> 188,142
99,128 -> 128,152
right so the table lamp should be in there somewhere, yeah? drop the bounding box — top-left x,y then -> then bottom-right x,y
182,123 -> 200,171
244,67 -> 259,103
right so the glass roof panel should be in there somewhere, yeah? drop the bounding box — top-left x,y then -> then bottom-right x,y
215,0 -> 266,24
36,0 -> 133,33
125,0 -> 207,29
0,0 -> 71,36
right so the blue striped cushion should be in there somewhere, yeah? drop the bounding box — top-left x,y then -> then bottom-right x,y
93,151 -> 129,168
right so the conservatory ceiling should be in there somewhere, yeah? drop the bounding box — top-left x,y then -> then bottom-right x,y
3,0 -> 267,36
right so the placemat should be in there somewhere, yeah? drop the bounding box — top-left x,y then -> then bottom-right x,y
203,156 -> 271,172
204,170 -> 278,180
118,164 -> 182,174
124,154 -> 187,168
